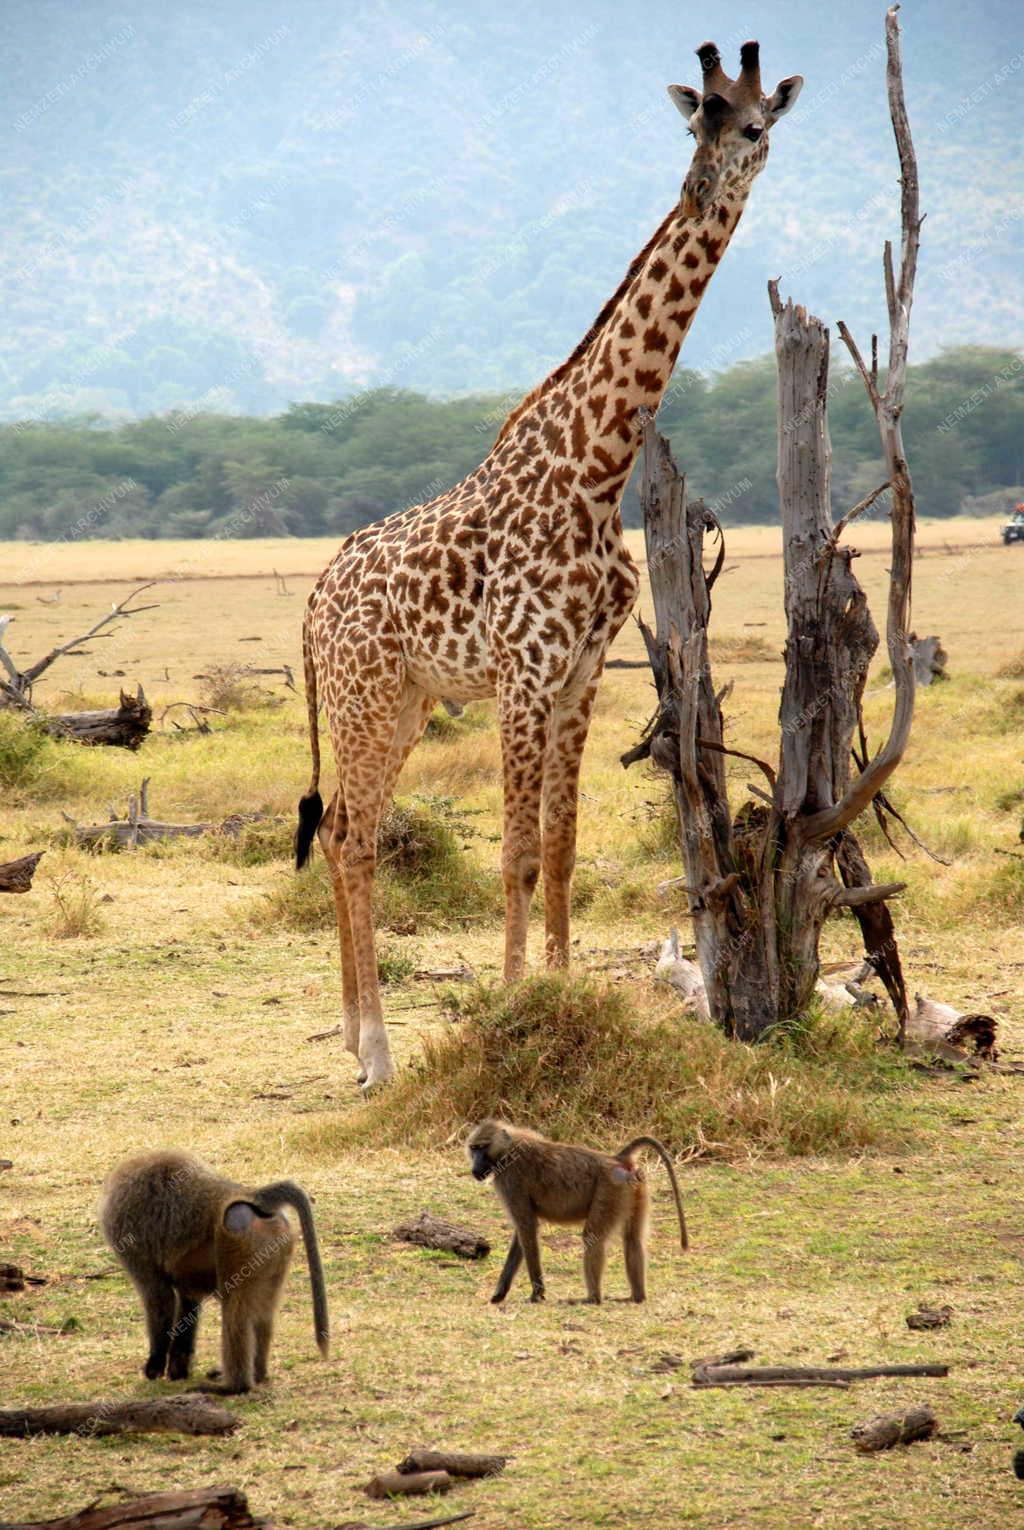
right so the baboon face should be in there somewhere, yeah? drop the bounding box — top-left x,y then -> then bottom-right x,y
467,1120 -> 511,1180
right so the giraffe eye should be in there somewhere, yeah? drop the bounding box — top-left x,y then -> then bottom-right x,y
743,124 -> 764,142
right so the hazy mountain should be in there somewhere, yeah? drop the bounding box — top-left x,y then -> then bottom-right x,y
2,0 -> 1020,419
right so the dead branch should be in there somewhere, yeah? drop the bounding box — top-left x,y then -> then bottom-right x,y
42,687 -> 151,750
0,586 -> 158,707
804,6 -> 921,841
692,1354 -> 947,1389
905,995 -> 997,1063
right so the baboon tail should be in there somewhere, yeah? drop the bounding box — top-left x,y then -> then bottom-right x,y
616,1136 -> 688,1251
295,610 -> 323,870
257,1180 -> 330,1358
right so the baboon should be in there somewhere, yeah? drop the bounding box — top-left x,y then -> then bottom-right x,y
467,1119 -> 688,1305
99,1150 -> 329,1393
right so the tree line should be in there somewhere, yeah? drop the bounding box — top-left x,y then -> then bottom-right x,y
0,345 -> 1019,543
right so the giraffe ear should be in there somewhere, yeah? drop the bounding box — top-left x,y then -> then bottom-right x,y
765,75 -> 803,124
667,84 -> 701,121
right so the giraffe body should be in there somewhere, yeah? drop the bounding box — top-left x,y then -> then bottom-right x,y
298,41 -> 803,1086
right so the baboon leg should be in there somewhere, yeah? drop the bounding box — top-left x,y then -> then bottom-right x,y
167,1292 -> 200,1380
623,1199 -> 648,1303
253,1314 -> 273,1384
491,1234 -> 524,1304
498,686 -> 553,982
542,676 -> 599,969
582,1199 -> 617,1304
318,790 -> 360,1064
218,1291 -> 255,1394
136,1271 -> 176,1379
515,1205 -> 545,1302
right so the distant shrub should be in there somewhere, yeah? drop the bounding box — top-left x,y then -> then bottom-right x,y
0,710 -> 54,794
197,664 -> 283,711
995,650 -> 1024,680
208,817 -> 293,866
303,972 -> 908,1161
45,869 -> 106,938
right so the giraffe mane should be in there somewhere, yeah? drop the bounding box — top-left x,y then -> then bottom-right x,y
493,205 -> 679,447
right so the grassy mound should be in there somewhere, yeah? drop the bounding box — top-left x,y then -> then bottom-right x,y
301,972 -> 910,1162
254,795 -> 503,934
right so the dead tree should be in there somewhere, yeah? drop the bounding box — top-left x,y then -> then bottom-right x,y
0,586 -> 158,709
627,7 -> 920,1041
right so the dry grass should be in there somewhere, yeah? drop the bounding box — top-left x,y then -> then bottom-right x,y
1,526 -> 1023,1529
306,972 -> 907,1160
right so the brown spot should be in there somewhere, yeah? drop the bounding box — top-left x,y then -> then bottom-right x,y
649,257 -> 668,282
643,324 -> 669,354
619,319 -> 636,339
634,367 -> 662,392
571,408 -> 587,461
690,275 -> 709,297
683,250 -> 700,270
666,274 -> 687,303
667,307 -> 694,329
541,419 -> 566,454
586,393 -> 608,423
635,292 -> 653,321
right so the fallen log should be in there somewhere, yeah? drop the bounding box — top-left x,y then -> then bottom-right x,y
395,1449 -> 506,1479
0,1394 -> 240,1438
43,688 -> 151,750
851,1406 -> 938,1453
62,780 -> 276,851
393,1212 -> 490,1261
692,1351 -> 948,1389
0,1485 -> 267,1530
0,853 -> 44,894
366,1470 -> 453,1499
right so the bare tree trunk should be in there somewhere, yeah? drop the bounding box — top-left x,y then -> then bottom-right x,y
628,8 -> 919,1042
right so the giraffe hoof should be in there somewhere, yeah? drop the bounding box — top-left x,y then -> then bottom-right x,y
359,1062 -> 395,1092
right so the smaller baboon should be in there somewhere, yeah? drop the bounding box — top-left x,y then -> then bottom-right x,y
100,1151 -> 329,1393
467,1119 -> 688,1305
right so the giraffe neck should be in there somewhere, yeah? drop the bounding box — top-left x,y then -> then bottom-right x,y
494,187 -> 753,520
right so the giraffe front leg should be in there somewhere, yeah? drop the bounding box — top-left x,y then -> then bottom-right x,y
498,688 -> 552,983
542,678 -> 599,969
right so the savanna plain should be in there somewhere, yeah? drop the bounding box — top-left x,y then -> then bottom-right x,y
1,519 -> 1023,1529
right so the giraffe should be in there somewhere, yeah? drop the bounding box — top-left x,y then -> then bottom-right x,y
296,41 -> 803,1087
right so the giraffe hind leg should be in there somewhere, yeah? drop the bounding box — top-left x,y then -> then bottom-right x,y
317,790 -> 362,1068
330,680 -> 433,1089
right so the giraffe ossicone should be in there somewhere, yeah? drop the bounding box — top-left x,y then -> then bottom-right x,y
296,40 -> 803,1088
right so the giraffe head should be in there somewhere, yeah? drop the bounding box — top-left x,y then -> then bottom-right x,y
668,41 -> 803,219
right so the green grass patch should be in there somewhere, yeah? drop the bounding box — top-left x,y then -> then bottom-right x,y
303,971 -> 911,1162
253,795 -> 503,935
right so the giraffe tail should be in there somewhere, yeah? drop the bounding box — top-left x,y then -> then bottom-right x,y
295,608 -> 324,871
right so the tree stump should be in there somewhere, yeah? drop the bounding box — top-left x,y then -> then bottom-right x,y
0,854 -> 43,894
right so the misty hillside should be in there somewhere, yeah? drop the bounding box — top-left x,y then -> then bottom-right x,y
2,0 -> 1020,420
